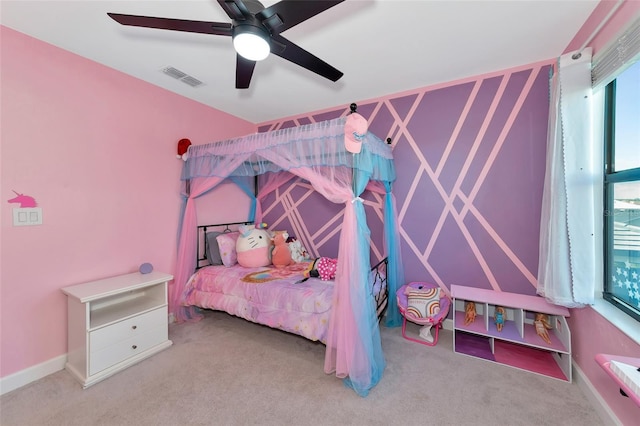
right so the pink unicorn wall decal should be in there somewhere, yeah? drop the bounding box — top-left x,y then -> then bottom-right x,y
7,190 -> 37,208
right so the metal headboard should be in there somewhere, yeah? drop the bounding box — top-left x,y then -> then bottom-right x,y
196,221 -> 253,270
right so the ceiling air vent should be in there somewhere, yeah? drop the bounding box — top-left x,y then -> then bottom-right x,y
161,66 -> 204,88
181,76 -> 203,87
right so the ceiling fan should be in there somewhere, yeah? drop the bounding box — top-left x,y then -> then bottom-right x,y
108,0 -> 345,89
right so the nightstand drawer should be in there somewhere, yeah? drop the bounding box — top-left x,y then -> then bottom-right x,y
90,307 -> 166,352
89,325 -> 168,375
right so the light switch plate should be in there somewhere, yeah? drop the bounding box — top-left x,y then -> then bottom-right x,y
13,208 -> 42,226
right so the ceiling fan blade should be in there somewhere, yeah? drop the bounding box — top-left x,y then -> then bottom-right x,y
257,0 -> 344,33
217,0 -> 252,21
271,34 -> 343,82
107,13 -> 232,36
236,55 -> 257,89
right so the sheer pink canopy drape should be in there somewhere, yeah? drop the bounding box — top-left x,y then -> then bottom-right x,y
172,117 -> 396,396
254,171 -> 296,223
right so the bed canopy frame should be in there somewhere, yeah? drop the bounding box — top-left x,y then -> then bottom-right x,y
173,114 -> 404,396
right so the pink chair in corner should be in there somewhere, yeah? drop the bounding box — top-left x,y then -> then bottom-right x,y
396,282 -> 450,346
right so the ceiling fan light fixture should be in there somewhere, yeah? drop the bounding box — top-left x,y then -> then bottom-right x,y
233,25 -> 270,61
108,0 -> 345,88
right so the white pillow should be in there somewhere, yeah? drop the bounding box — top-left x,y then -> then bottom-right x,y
405,287 -> 441,318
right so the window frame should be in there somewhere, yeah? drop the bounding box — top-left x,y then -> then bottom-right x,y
602,78 -> 640,323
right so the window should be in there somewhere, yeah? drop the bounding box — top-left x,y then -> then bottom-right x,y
603,59 -> 640,322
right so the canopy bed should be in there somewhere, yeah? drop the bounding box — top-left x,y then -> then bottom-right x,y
172,114 -> 404,396
183,221 -> 390,343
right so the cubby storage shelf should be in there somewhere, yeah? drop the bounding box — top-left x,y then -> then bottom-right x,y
451,284 -> 572,382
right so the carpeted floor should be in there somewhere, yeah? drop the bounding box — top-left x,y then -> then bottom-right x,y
1,310 -> 606,425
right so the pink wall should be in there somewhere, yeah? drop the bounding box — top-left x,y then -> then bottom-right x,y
569,309 -> 639,423
0,26 -> 255,378
564,0 -> 640,55
563,1 -> 640,424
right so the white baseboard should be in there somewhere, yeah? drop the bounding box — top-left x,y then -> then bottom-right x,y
0,354 -> 66,396
443,318 -> 453,330
572,362 -> 621,425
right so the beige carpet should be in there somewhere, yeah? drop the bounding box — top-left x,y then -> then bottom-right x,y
1,310 -> 605,426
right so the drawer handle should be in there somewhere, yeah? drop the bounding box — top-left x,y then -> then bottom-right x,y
131,325 -> 137,330
132,345 -> 138,350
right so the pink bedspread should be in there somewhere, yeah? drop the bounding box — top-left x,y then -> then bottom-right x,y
182,262 -> 334,342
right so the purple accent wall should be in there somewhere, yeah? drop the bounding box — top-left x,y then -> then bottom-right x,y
262,64 -> 550,297
258,3 -> 640,423
260,179 -> 385,262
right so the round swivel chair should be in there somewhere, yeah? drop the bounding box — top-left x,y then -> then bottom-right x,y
396,282 -> 450,346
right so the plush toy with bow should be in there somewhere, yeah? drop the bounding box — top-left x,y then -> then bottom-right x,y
315,257 -> 338,280
299,257 -> 337,282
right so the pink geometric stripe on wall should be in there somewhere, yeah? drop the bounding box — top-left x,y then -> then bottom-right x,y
260,63 -> 550,297
260,179 -> 386,262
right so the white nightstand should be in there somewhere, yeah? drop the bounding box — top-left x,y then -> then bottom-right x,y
61,271 -> 173,388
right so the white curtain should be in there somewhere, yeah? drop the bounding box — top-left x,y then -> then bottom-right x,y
537,48 -> 597,307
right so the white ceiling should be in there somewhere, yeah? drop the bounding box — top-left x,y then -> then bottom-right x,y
1,0 -> 600,123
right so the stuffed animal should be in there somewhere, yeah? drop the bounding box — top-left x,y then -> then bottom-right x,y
295,257 -> 338,283
304,257 -> 337,281
287,238 -> 309,263
271,231 -> 293,268
236,224 -> 272,268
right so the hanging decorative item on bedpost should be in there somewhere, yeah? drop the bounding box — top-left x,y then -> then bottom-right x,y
173,114 -> 402,397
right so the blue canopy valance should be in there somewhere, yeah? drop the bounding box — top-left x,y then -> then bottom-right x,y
181,117 -> 396,183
